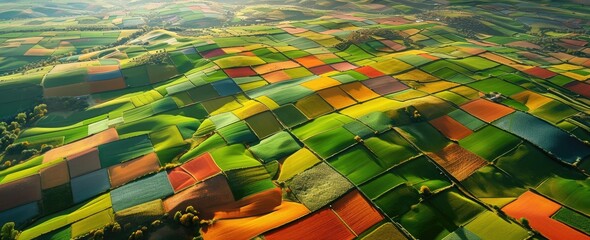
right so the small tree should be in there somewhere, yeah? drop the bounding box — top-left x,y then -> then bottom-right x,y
173,211 -> 182,222
93,229 -> 104,240
180,213 -> 195,226
520,217 -> 530,229
419,185 -> 432,197
1,222 -> 19,240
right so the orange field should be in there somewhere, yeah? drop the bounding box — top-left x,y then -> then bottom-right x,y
460,99 -> 514,123
340,82 -> 380,102
43,128 -> 119,163
108,152 -> 160,188
502,191 -> 590,240
429,143 -> 487,181
39,160 -> 70,189
253,61 -> 300,75
318,87 -> 357,110
212,187 -> 282,219
202,201 -> 310,240
87,65 -> 120,74
262,71 -> 291,83
295,55 -> 326,68
429,115 -> 473,141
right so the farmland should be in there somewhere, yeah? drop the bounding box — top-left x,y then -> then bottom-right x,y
0,0 -> 589,240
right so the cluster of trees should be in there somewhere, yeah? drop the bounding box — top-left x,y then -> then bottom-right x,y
173,206 -> 214,227
1,222 -> 19,240
529,36 -> 588,57
131,51 -> 171,65
44,96 -> 89,112
0,104 -> 50,169
335,28 -> 412,51
443,16 -> 500,38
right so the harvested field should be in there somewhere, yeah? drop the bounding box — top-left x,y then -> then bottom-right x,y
429,143 -> 487,181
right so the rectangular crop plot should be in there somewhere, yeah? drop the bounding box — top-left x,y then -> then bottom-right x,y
502,191 -> 588,240
111,171 -> 174,212
264,208 -> 355,240
98,135 -> 154,168
71,169 -> 110,204
108,152 -> 160,188
0,175 -> 42,212
494,111 -> 590,164
459,125 -> 520,162
461,99 -> 515,123
331,190 -> 384,235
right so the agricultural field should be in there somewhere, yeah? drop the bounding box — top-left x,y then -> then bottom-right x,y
0,0 -> 589,240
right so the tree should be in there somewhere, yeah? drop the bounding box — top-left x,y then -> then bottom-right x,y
520,217 -> 530,229
173,211 -> 182,222
15,113 -> 26,125
40,144 -> 53,153
1,222 -> 19,240
179,213 -> 194,226
7,122 -> 19,132
33,104 -> 48,119
419,185 -> 432,197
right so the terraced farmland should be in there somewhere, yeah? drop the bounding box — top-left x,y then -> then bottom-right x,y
0,0 -> 590,240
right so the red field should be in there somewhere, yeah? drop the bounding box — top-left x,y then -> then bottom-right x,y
502,191 -> 590,240
264,208 -> 355,240
523,66 -> 558,79
168,167 -> 196,192
355,66 -> 385,78
309,65 -> 336,75
331,190 -> 383,235
564,81 -> 590,98
224,67 -> 258,78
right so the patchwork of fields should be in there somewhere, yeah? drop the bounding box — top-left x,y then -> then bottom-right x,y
0,0 -> 589,240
